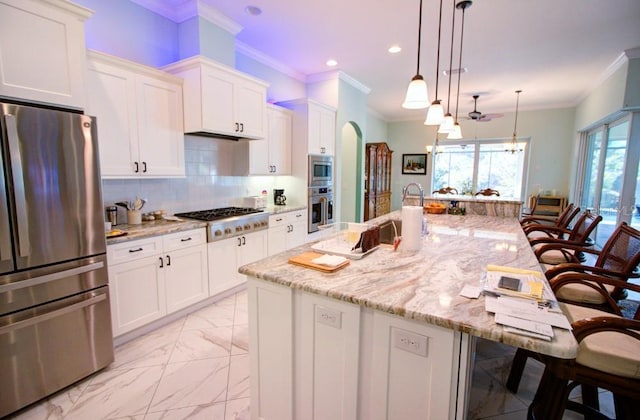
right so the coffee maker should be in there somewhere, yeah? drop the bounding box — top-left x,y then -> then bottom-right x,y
274,189 -> 286,206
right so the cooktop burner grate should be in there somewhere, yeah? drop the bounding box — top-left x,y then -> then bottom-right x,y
174,207 -> 264,222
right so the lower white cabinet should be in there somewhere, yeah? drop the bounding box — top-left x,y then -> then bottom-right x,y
268,210 -> 307,256
107,228 -> 208,337
208,230 -> 267,296
248,279 -> 471,420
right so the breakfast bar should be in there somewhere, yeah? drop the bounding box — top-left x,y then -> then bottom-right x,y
240,211 -> 576,419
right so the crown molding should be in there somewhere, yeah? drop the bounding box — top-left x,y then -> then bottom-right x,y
235,41 -> 306,82
306,71 -> 371,95
130,0 -> 242,34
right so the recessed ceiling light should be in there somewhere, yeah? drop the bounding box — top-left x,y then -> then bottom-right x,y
388,45 -> 402,54
326,59 -> 338,67
245,5 -> 262,16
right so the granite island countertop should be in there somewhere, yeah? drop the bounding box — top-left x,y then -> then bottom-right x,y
239,211 -> 577,359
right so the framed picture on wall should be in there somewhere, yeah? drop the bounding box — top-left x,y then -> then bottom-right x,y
401,154 -> 427,175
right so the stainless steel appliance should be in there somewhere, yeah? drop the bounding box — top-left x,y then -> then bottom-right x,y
308,154 -> 333,186
308,185 -> 334,233
175,207 -> 269,242
274,189 -> 286,206
0,102 -> 113,418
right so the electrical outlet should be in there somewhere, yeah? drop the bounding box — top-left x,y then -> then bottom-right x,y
392,327 -> 428,357
316,306 -> 342,329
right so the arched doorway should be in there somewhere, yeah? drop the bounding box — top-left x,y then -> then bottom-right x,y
340,121 -> 363,223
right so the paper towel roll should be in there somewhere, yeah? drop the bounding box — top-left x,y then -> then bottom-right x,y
401,206 -> 423,251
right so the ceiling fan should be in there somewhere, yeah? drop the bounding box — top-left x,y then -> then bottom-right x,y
465,95 -> 503,122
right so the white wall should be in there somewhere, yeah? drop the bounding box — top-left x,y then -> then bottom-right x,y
387,107 -> 576,210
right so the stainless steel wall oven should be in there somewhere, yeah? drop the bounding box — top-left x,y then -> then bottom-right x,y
308,185 -> 334,233
308,154 -> 333,187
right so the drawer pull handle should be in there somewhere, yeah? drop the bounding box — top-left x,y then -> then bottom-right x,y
276,218 -> 283,222
166,255 -> 171,266
129,247 -> 143,253
159,256 -> 164,268
180,237 -> 192,242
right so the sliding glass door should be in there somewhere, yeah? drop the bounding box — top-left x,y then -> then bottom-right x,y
580,117 -> 631,247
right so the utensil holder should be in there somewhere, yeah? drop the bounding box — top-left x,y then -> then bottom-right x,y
127,210 -> 142,225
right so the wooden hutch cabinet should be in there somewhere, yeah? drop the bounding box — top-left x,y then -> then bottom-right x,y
364,142 -> 393,221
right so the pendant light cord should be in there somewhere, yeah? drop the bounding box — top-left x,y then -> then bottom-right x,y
446,0 -> 456,114
434,0 -> 443,100
415,0 -> 423,75
454,2 -> 468,123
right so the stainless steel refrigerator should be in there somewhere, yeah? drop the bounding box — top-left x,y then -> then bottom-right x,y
0,102 -> 114,417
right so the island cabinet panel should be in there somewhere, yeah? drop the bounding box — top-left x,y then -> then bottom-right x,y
248,280 -> 294,420
296,294 -> 360,420
368,312 -> 461,420
248,278 -> 471,420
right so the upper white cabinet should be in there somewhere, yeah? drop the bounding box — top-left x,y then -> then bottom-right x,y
86,51 -> 185,178
0,0 -> 92,109
279,98 -> 336,156
235,104 -> 292,175
163,56 -> 268,140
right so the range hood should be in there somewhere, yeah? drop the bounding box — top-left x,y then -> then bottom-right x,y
163,56 -> 268,140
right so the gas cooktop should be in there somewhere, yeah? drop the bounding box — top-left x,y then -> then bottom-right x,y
175,207 -> 269,242
175,207 -> 264,222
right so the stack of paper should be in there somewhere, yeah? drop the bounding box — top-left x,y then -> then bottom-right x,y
483,265 -> 570,341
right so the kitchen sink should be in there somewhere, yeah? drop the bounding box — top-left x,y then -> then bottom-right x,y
378,219 -> 402,245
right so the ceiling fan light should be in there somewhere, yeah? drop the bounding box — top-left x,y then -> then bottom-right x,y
424,100 -> 445,125
447,122 -> 463,139
438,113 -> 455,133
402,75 -> 430,109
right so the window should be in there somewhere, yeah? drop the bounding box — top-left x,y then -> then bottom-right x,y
432,139 -> 530,199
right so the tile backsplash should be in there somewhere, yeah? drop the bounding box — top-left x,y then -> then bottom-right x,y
101,136 -> 299,220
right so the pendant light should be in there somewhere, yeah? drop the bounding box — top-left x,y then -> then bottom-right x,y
438,0 -> 457,133
506,90 -> 523,153
402,0 -> 429,109
424,0 -> 445,125
447,0 -> 471,140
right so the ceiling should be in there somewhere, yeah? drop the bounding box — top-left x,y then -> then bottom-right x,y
134,0 -> 640,122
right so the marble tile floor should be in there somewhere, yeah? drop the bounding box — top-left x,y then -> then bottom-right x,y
9,289 -> 615,420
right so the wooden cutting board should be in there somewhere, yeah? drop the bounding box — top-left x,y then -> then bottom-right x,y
288,251 -> 350,272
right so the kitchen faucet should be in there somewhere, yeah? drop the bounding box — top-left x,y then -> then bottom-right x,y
402,182 -> 424,206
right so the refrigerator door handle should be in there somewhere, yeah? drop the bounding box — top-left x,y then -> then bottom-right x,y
0,143 -> 11,264
0,261 -> 104,294
5,114 -> 30,257
0,292 -> 107,335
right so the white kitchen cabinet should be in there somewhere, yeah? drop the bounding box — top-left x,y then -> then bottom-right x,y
86,51 -> 185,178
162,230 -> 209,314
268,210 -> 307,256
107,228 -> 208,337
208,230 -> 268,296
164,56 -> 268,140
278,98 -> 336,157
0,0 -> 92,109
235,104 -> 292,175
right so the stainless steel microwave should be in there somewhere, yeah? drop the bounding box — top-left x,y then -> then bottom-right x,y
308,154 -> 333,186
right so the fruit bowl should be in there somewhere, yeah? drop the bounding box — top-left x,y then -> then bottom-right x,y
424,204 -> 447,214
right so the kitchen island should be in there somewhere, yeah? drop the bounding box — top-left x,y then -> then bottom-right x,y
239,211 -> 576,420
407,194 -> 523,217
